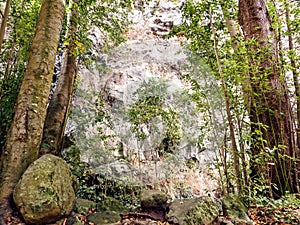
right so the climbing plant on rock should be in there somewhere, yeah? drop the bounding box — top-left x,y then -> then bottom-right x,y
128,79 -> 182,158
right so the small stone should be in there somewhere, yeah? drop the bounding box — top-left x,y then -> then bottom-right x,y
73,198 -> 97,214
65,216 -> 84,225
87,211 -> 121,224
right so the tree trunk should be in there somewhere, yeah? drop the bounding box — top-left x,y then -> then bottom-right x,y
210,7 -> 242,194
0,0 -> 11,51
238,0 -> 298,197
284,0 -> 300,193
221,4 -> 250,189
40,0 -> 78,156
0,0 -> 65,221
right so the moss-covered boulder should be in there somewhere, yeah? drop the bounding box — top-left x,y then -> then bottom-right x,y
166,197 -> 220,225
72,197 -> 127,225
221,194 -> 252,225
13,154 -> 77,224
96,195 -> 128,213
140,189 -> 169,210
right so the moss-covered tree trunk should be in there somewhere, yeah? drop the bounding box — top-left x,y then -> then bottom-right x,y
40,0 -> 78,156
0,0 -> 65,221
238,0 -> 298,197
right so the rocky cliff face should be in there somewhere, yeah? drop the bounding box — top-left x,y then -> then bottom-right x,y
67,0 -> 225,197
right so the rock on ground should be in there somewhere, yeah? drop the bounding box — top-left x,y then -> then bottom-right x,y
221,194 -> 252,225
166,196 -> 220,225
13,154 -> 77,224
87,211 -> 121,225
73,198 -> 98,214
140,189 -> 169,210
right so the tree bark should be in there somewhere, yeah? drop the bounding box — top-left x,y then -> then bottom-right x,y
238,0 -> 298,197
0,0 -> 11,51
0,0 -> 65,221
40,0 -> 78,156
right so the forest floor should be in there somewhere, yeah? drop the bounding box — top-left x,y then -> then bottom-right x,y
5,202 -> 300,225
247,204 -> 300,225
71,203 -> 300,225
73,205 -> 300,225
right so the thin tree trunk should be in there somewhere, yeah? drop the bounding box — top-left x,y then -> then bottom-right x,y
40,0 -> 78,156
0,0 -> 11,51
284,0 -> 300,192
0,0 -> 65,221
238,0 -> 297,198
221,5 -> 249,188
210,8 -> 242,193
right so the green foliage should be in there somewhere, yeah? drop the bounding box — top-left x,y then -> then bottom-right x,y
170,0 -> 229,73
73,0 -> 134,65
68,89 -> 120,167
63,145 -> 140,209
127,78 -> 182,155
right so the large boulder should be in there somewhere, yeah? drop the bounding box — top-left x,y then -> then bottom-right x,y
166,197 -> 220,225
13,154 -> 77,224
140,189 -> 169,210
